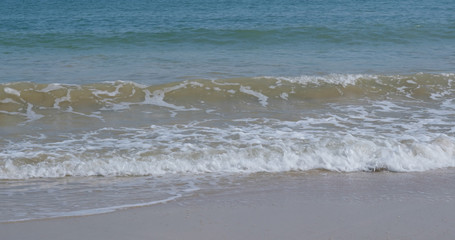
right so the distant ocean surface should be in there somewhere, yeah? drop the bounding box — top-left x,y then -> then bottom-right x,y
1,0 -> 455,222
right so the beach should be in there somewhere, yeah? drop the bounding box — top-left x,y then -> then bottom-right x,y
1,0 -> 455,237
2,171 -> 455,240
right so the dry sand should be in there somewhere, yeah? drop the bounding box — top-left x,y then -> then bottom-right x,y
2,171 -> 455,240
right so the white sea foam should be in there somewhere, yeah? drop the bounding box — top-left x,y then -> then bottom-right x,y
24,103 -> 43,122
53,89 -> 72,109
144,89 -> 198,111
38,83 -> 65,92
267,74 -> 378,87
0,98 -> 19,104
92,84 -> 123,97
4,87 -> 21,96
239,86 -> 268,107
190,81 -> 204,87
65,108 -> 105,121
0,110 -> 26,117
1,119 -> 454,179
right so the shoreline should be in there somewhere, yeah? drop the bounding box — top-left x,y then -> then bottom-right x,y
2,171 -> 455,240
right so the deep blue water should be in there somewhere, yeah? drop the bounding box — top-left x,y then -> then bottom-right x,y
1,0 -> 454,84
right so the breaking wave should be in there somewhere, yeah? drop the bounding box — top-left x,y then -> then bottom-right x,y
1,73 -> 455,179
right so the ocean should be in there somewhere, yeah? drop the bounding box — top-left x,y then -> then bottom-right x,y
1,0 -> 455,222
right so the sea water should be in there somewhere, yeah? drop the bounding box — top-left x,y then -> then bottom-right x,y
1,0 -> 455,222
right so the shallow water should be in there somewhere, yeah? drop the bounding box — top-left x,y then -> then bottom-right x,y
2,170 -> 455,223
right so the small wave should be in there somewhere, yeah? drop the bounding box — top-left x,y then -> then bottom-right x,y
1,122 -> 454,179
2,73 -> 454,179
1,73 -> 454,122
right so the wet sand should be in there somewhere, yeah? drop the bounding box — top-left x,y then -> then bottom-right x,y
2,171 -> 455,240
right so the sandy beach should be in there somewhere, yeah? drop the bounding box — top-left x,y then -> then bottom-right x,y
2,171 -> 455,240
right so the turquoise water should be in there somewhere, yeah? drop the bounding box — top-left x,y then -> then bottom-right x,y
1,0 -> 454,84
